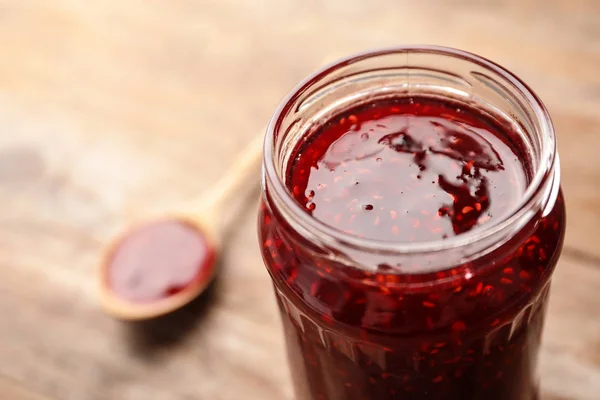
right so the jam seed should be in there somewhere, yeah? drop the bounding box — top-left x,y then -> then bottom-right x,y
379,286 -> 391,295
519,270 -> 531,280
390,210 -> 397,219
432,376 -> 444,383
503,267 -> 514,275
374,216 -> 381,226
348,115 -> 358,124
412,219 -> 421,228
444,356 -> 461,365
452,321 -> 466,332
469,282 -> 484,297
423,301 -> 436,308
500,277 -> 513,285
286,269 -> 298,284
392,225 -> 399,235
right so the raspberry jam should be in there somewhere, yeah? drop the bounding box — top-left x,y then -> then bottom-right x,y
288,98 -> 528,242
259,47 -> 565,400
107,219 -> 215,302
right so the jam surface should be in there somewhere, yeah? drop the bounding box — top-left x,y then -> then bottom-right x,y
289,98 -> 527,242
107,219 -> 215,302
260,96 -> 565,400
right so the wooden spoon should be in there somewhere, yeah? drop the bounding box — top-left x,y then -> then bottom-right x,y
99,133 -> 264,320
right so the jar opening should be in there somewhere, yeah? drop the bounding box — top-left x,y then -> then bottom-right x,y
263,46 -> 557,265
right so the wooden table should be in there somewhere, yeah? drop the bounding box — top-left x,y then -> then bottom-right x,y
0,1 -> 599,399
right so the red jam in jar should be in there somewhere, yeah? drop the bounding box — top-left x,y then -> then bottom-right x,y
259,47 -> 565,400
288,97 -> 528,242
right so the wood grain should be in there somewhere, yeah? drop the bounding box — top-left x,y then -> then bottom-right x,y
0,1 -> 598,399
0,377 -> 55,400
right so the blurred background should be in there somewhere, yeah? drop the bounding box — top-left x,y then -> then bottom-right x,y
0,1 -> 599,399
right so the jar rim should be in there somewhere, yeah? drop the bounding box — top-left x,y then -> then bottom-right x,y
263,45 -> 556,256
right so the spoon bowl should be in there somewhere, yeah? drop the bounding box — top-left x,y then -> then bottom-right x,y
99,215 -> 218,320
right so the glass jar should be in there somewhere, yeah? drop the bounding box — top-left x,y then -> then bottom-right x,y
258,46 -> 565,400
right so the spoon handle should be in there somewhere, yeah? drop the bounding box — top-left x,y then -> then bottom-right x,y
192,132 -> 265,223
